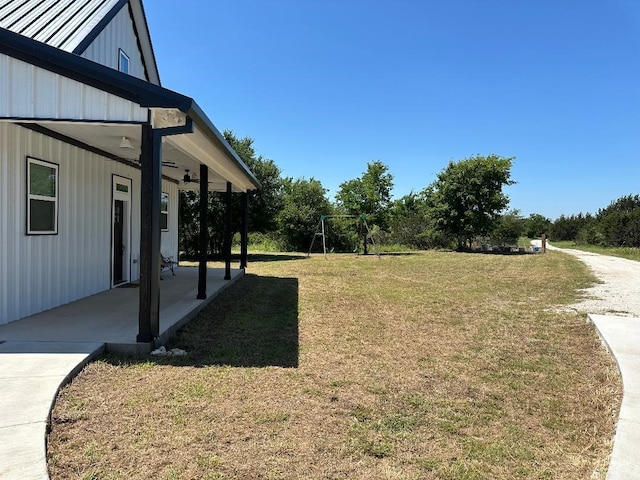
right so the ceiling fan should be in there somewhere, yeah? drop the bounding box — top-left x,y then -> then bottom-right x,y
161,161 -> 178,168
183,169 -> 213,185
183,169 -> 199,183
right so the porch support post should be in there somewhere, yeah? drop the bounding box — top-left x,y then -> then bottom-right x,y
224,181 -> 232,280
240,192 -> 248,269
137,123 -> 162,342
137,116 -> 193,344
197,164 -> 209,299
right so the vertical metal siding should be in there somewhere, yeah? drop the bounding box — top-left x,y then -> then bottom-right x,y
0,122 -> 158,325
0,121 -> 20,323
81,4 -> 147,81
0,53 -> 148,122
160,180 -> 179,261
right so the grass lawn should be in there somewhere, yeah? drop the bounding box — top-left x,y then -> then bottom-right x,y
551,241 -> 640,262
47,251 -> 621,480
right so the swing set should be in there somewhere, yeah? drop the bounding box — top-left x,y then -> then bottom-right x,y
307,214 -> 378,257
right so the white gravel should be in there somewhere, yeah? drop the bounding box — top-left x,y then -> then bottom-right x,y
537,241 -> 640,317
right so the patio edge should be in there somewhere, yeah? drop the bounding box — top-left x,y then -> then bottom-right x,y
104,270 -> 245,354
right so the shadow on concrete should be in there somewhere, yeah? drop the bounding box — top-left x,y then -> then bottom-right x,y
104,274 -> 299,368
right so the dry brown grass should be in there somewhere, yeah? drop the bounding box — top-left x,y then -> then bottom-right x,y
48,251 -> 621,480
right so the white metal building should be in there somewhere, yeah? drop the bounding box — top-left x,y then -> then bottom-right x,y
0,0 -> 260,339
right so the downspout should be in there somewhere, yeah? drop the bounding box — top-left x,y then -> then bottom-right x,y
137,117 -> 194,344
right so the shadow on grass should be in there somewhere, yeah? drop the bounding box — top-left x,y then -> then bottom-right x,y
105,274 -> 299,368
307,251 -> 422,258
246,253 -> 307,263
180,253 -> 307,263
458,249 -> 541,256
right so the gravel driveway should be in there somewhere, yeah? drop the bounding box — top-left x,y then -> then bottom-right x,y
543,243 -> 640,317
536,242 -> 640,480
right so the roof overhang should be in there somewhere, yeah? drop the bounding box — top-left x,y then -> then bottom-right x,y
0,27 -> 260,192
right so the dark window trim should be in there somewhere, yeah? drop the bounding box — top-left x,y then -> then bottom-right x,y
26,156 -> 59,235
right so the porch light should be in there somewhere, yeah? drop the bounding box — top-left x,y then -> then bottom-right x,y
119,136 -> 134,149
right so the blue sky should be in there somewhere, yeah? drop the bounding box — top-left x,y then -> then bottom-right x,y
145,1 -> 640,220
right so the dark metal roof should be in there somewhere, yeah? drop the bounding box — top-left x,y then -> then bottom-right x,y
0,0 -> 122,52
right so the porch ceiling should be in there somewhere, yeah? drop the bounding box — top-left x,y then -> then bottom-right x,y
14,120 -> 250,192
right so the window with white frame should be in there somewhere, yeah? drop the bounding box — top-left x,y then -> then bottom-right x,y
160,192 -> 169,231
118,49 -> 130,74
27,157 -> 58,235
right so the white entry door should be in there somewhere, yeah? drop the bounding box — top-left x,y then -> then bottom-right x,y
112,176 -> 132,287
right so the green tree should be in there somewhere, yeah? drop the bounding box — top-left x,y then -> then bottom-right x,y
596,194 -> 640,247
490,210 -> 524,246
425,154 -> 516,250
549,213 -> 593,242
277,177 -> 332,251
178,190 -> 226,258
523,213 -> 551,239
388,193 -> 428,248
335,161 -> 394,253
178,131 -> 284,258
223,130 -> 283,233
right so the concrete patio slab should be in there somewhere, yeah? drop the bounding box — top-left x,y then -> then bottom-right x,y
0,267 -> 243,353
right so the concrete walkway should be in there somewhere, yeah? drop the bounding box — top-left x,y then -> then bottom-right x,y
0,266 -> 243,479
0,341 -> 104,479
588,314 -> 640,479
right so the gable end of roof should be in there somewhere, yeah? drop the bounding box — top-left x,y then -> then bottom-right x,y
71,0 -> 127,54
0,0 -> 161,85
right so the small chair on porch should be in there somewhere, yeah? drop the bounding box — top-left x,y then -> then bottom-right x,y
160,254 -> 178,277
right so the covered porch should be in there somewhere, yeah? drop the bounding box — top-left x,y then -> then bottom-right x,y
0,266 -> 243,354
0,28 -> 260,339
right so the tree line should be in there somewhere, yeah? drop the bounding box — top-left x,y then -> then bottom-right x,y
179,131 -> 640,256
548,195 -> 640,247
179,131 -> 525,256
